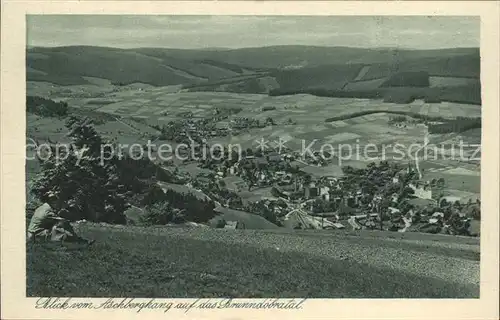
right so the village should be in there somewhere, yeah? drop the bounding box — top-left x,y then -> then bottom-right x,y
153,120 -> 480,236
27,97 -> 480,238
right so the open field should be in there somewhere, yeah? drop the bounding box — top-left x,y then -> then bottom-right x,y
425,172 -> 481,194
28,83 -> 481,125
238,187 -> 276,204
26,114 -> 155,147
26,114 -> 69,143
27,223 -> 479,298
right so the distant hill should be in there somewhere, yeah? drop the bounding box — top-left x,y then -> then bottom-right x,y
27,46 -> 244,86
135,45 -> 479,69
27,45 -> 481,104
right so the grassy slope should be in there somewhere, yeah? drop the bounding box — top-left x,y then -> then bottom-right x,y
27,224 -> 479,298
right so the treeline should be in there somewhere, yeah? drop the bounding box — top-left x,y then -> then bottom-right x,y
324,110 -> 447,123
30,116 -> 218,225
324,110 -> 481,133
225,78 -> 266,94
269,87 -> 436,104
380,71 -> 430,88
269,84 -> 481,105
269,88 -> 384,99
27,96 -> 68,117
32,117 -> 130,224
140,185 -> 216,224
244,200 -> 284,226
427,117 -> 482,134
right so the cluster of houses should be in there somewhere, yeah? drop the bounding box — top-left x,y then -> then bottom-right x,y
173,119 -> 231,140
162,138 -> 478,236
160,113 -> 280,144
156,107 -> 257,143
229,117 -> 271,130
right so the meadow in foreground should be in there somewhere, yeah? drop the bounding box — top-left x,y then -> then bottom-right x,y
27,224 -> 479,298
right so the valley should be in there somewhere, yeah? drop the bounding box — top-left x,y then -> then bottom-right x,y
25,43 -> 482,298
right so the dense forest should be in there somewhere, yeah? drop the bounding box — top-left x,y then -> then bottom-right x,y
26,96 -> 68,117
269,84 -> 481,105
380,71 -> 430,88
30,116 -> 218,225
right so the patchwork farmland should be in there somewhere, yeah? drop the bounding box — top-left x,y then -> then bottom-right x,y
27,83 -> 481,200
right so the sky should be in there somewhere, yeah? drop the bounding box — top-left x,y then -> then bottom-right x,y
26,15 -> 479,49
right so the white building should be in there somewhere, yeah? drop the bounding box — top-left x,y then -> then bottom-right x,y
319,186 -> 330,201
409,183 -> 433,200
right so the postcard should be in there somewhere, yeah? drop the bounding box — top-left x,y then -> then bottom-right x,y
1,1 -> 499,319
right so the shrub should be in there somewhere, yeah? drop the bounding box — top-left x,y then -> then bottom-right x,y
379,212 -> 391,222
163,190 -> 216,223
388,116 -> 407,124
215,219 -> 227,228
245,201 -> 282,226
420,224 -> 442,234
140,201 -> 174,225
141,184 -> 168,207
337,202 -> 355,217
469,206 -> 481,220
155,167 -> 177,182
141,185 -> 217,224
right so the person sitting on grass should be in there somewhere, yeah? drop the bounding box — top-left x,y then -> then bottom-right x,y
27,203 -> 94,246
